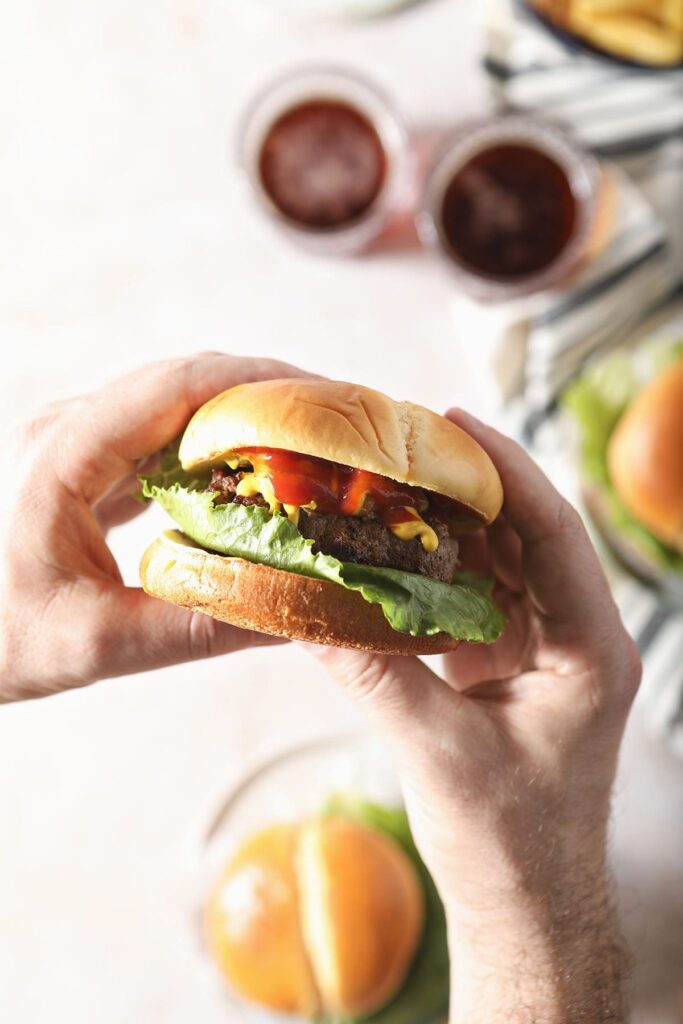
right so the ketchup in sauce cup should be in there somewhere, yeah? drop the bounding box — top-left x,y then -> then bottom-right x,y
238,67 -> 408,255
418,116 -> 600,301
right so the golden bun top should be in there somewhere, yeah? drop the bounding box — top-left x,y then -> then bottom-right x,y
608,357 -> 683,551
179,378 -> 503,524
204,815 -> 424,1018
204,823 -> 320,1017
297,816 -> 424,1017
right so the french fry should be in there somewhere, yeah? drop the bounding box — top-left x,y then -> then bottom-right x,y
573,0 -> 664,16
662,0 -> 683,32
530,0 -> 572,21
571,11 -> 683,63
530,0 -> 565,17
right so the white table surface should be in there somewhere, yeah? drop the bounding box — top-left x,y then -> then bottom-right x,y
1,2 -> 682,1022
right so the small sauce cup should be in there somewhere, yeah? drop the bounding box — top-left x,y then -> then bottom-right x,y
237,66 -> 409,255
418,115 -> 600,302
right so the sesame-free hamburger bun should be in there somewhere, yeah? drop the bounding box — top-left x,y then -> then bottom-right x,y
204,816 -> 424,1018
140,379 -> 504,654
607,357 -> 683,552
178,378 -> 502,518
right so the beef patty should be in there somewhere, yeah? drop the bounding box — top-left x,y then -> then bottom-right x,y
297,509 -> 457,582
208,468 -> 459,582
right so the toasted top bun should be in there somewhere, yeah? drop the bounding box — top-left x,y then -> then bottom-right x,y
608,358 -> 683,551
204,823 -> 320,1016
205,816 -> 424,1019
179,378 -> 503,524
297,817 -> 424,1017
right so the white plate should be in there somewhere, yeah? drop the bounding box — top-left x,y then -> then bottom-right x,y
181,733 -> 404,1023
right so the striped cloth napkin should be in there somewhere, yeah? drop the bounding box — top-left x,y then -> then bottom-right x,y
464,0 -> 683,752
527,301 -> 683,756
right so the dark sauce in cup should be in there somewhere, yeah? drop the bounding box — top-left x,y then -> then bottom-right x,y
258,100 -> 386,231
439,143 -> 577,279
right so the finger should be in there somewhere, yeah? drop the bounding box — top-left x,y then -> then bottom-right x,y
53,353 -> 314,504
93,462 -> 156,531
487,516 -> 525,594
456,516 -> 523,594
301,644 -> 483,771
94,491 -> 148,532
77,583 -> 284,682
442,590 -> 536,690
446,409 -> 622,649
456,530 -> 492,576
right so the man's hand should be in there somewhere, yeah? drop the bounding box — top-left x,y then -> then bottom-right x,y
308,410 -> 641,1023
0,353 -> 306,702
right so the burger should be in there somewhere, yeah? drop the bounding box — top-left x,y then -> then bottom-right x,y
139,378 -> 505,654
608,356 -> 683,553
203,796 -> 448,1021
565,342 -> 683,590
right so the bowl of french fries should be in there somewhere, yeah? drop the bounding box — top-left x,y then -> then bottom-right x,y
522,0 -> 683,68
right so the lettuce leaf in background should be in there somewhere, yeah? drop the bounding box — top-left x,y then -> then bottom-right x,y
563,341 -> 683,574
563,352 -> 638,485
139,453 -> 505,644
319,794 -> 448,1024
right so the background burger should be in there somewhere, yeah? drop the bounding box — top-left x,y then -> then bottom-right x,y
139,378 -> 505,654
204,795 -> 448,1022
565,342 -> 683,596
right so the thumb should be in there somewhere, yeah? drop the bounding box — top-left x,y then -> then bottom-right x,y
303,644 -> 479,767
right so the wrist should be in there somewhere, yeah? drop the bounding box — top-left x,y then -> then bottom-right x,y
444,870 -> 628,1024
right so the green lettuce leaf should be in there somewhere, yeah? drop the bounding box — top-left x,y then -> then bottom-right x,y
319,794 -> 448,1024
563,341 -> 683,574
140,455 -> 505,644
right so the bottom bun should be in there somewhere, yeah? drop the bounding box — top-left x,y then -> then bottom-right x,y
140,530 -> 460,656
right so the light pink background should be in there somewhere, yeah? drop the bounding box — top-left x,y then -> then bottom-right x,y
1,2 -> 682,1022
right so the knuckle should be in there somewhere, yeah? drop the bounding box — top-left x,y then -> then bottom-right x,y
553,497 -> 583,538
152,355 -> 194,382
587,632 -> 642,720
339,653 -> 394,704
151,353 -> 233,399
166,352 -> 224,375
192,349 -> 227,361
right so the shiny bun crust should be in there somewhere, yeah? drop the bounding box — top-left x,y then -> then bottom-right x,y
178,378 -> 503,524
607,358 -> 683,550
140,531 -> 460,655
297,817 -> 424,1016
205,817 -> 424,1018
205,824 -> 320,1016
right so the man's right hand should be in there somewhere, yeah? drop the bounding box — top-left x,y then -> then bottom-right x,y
307,409 -> 641,1023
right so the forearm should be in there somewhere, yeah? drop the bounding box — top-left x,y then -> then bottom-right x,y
446,874 -> 629,1023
